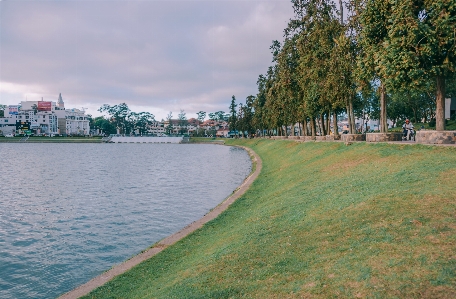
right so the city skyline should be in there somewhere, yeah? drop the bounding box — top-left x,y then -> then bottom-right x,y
0,0 -> 294,121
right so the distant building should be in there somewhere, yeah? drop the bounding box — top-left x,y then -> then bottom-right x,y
216,128 -> 229,137
147,121 -> 165,135
0,94 -> 90,136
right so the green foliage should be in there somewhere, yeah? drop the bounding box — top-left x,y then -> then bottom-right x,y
241,0 -> 455,135
377,0 -> 456,130
97,103 -> 155,135
177,109 -> 188,134
196,111 -> 206,123
237,95 -> 255,137
92,116 -> 116,135
228,95 -> 238,132
166,111 -> 173,135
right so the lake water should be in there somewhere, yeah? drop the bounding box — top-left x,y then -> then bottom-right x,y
0,143 -> 251,299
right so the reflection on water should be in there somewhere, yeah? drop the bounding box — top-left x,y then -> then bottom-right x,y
0,143 -> 251,299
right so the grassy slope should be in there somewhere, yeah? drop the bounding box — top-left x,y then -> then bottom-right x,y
83,140 -> 456,298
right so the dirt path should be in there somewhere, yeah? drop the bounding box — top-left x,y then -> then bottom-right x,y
58,145 -> 261,299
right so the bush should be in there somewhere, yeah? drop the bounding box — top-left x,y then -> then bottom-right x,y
429,119 -> 436,127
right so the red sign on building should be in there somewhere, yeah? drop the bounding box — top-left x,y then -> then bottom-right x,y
37,101 -> 52,111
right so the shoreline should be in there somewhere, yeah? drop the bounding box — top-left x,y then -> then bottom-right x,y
58,145 -> 261,299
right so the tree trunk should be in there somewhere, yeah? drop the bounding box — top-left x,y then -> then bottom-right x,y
303,119 -> 308,136
347,98 -> 356,134
320,114 -> 326,136
310,118 -> 316,136
333,111 -> 339,135
346,103 -> 351,133
435,76 -> 446,131
379,84 -> 388,133
326,111 -> 330,135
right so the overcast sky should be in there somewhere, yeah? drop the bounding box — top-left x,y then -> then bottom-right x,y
0,0 -> 294,120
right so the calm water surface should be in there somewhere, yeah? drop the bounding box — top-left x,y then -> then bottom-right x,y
0,143 -> 251,299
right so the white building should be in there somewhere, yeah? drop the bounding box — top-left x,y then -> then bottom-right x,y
147,121 -> 165,135
0,94 -> 90,136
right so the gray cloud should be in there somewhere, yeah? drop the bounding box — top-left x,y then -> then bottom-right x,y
0,0 -> 293,120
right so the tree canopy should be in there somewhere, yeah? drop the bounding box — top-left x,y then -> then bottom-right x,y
228,0 -> 455,136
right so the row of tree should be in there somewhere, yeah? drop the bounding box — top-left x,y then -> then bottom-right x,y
229,0 -> 455,137
93,103 -> 231,136
93,103 -> 156,135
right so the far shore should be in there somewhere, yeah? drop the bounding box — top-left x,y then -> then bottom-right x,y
0,136 -> 103,143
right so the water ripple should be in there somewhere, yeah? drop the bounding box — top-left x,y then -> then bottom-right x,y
0,143 -> 251,299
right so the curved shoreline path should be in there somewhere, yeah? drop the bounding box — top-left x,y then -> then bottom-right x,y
58,145 -> 261,299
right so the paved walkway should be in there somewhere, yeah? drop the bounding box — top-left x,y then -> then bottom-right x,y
58,146 -> 262,299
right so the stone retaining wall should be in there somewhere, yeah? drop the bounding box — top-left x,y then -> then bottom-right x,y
263,131 -> 456,145
325,135 -> 341,141
366,133 -> 402,142
341,134 -> 365,142
416,130 -> 456,144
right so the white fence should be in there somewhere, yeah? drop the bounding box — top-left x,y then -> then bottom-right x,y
109,136 -> 184,143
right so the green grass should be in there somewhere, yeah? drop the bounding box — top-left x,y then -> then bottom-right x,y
188,137 -> 224,143
82,140 -> 456,298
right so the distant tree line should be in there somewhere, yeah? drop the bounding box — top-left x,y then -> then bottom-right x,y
94,103 -> 155,135
93,103 -> 231,136
228,0 -> 456,137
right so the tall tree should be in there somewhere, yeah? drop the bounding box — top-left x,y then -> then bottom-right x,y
253,75 -> 268,136
92,116 -> 117,135
382,0 -> 456,131
238,96 -> 255,137
293,0 -> 340,136
166,112 -> 173,135
214,111 -> 226,122
356,0 -> 392,133
177,109 -> 188,134
228,96 -> 238,135
98,103 -> 130,134
196,111 -> 206,123
196,111 -> 206,136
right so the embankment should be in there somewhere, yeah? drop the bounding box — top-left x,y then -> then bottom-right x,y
78,140 -> 456,298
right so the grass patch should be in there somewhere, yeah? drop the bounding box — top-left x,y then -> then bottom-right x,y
188,137 -> 224,143
82,140 -> 456,298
